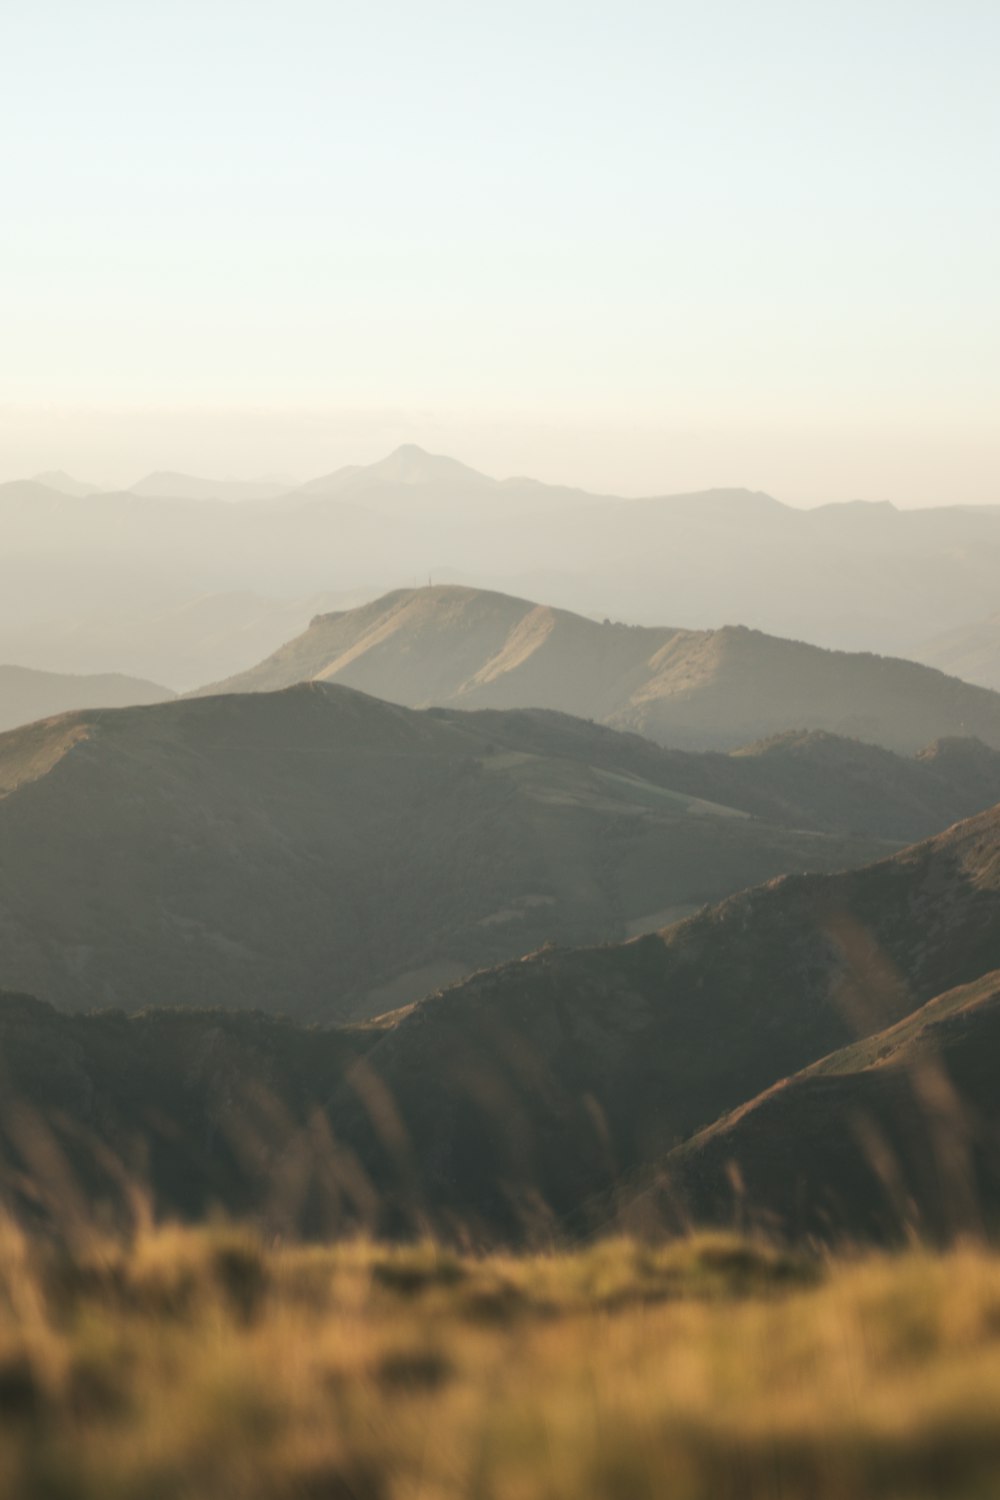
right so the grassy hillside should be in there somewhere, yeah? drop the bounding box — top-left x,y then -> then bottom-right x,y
0,664 -> 170,733
299,800 -> 1000,1238
3,1227 -> 1000,1500
0,993 -> 381,1234
6,801 -> 1000,1244
651,969 -> 1000,1243
202,584 -> 1000,752
0,685 -> 893,1020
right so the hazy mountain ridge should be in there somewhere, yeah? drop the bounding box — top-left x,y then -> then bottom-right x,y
0,683 -> 898,1020
8,447 -> 1000,687
202,585 -> 1000,754
0,663 -> 171,733
129,471 -> 291,503
0,589 -> 366,693
914,613 -> 1000,693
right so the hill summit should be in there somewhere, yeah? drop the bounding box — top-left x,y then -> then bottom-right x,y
200,585 -> 1000,754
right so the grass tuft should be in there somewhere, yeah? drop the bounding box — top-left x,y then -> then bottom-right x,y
2,1226 -> 1000,1498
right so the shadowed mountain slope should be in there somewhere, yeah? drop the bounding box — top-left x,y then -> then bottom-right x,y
0,685 -> 896,1020
315,801 -> 1000,1237
203,586 -> 1000,753
0,664 -> 171,733
5,804 -> 1000,1242
0,992 -> 382,1233
652,969 -> 1000,1244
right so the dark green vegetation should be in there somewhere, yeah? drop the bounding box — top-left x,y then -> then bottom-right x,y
0,682 -> 953,1021
5,799 -> 1000,1245
205,584 -> 1000,752
0,664 -> 170,734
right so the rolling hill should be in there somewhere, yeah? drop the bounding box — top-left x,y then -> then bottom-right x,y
202,585 -> 1000,753
0,685 -> 898,1020
0,664 -> 171,733
5,798 -> 1000,1242
650,967 -> 1000,1244
317,797 -> 1000,1238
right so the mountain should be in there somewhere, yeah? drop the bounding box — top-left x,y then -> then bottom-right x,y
5,800 -> 1000,1242
314,799 -> 1000,1238
12,451 -> 1000,676
31,469 -> 100,497
0,685 -> 897,1020
0,589 -> 370,693
294,443 -> 496,497
0,992 -> 380,1234
653,968 -> 1000,1244
129,472 -> 290,503
913,613 -> 1000,692
0,664 -> 171,733
202,585 -> 1000,754
286,443 -> 605,520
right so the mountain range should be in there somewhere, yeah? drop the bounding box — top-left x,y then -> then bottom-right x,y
5,444 -> 1000,1248
914,612 -> 1000,693
6,795 -> 1000,1243
0,664 -> 170,733
0,589 -> 366,697
203,585 -> 1000,754
6,445 -> 1000,687
0,685 -> 906,1020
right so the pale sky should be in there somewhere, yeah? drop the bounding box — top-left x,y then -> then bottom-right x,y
1,0 -> 998,503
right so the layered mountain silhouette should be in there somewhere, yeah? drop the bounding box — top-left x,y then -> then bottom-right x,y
309,799 -> 1000,1237
915,612 -> 1000,693
30,470 -> 100,497
0,685 -> 904,1019
653,968 -> 1000,1244
129,471 -> 290,503
284,443 -> 605,520
0,664 -> 170,733
5,798 -> 1000,1242
0,590 -> 365,693
9,447 -> 1000,685
203,585 -> 1000,753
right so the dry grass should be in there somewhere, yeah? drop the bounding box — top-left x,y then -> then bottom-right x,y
2,1225 -> 1000,1498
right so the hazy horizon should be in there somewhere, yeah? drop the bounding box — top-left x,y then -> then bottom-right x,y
3,0 -> 998,507
2,426 -> 998,510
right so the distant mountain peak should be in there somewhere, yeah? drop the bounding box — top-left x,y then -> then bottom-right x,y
368,443 -> 492,486
31,470 -> 99,497
128,472 -> 289,503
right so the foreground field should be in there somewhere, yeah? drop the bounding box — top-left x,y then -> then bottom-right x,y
3,1229 -> 1000,1499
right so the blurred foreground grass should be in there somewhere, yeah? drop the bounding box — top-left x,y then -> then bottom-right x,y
3,1226 -> 1000,1498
